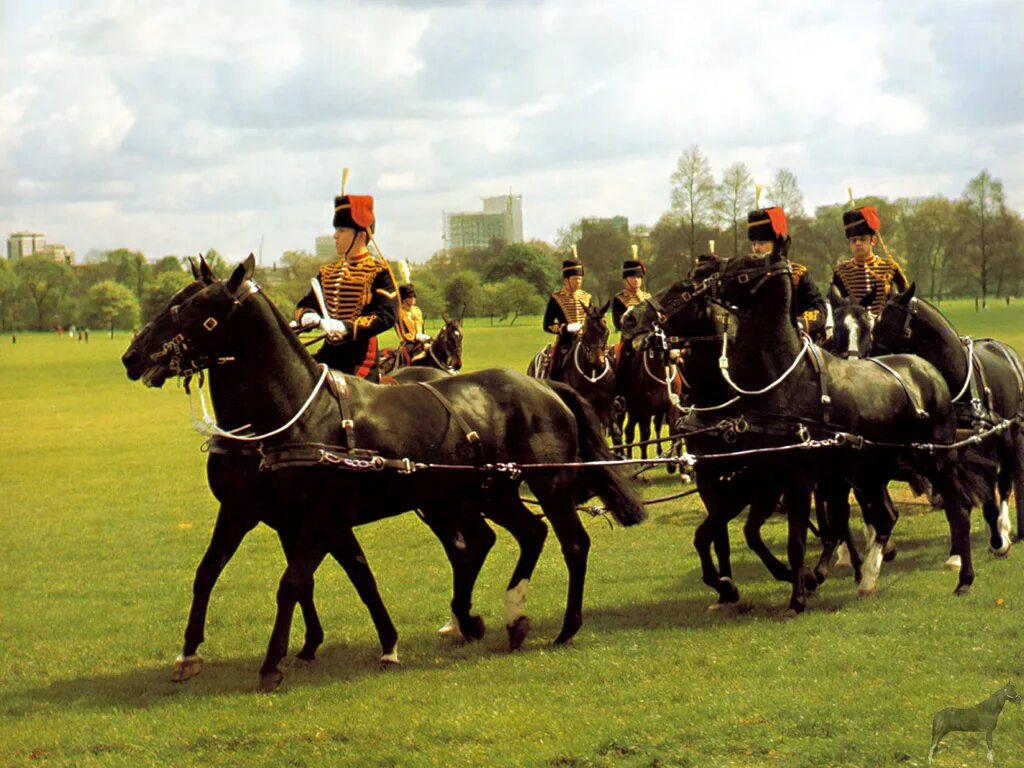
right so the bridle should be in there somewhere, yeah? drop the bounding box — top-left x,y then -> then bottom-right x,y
429,322 -> 463,373
720,255 -> 792,298
153,279 -> 259,378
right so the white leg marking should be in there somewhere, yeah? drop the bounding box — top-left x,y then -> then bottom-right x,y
859,525 -> 882,594
843,315 -> 860,358
438,612 -> 464,639
944,554 -> 962,570
380,643 -> 400,665
834,542 -> 852,568
504,578 -> 529,626
994,499 -> 1012,554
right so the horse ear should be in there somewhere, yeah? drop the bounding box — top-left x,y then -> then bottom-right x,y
227,255 -> 256,292
599,299 -> 611,317
828,284 -> 847,307
904,282 -> 917,302
770,236 -> 790,263
860,284 -> 878,309
187,256 -> 201,281
199,254 -> 216,283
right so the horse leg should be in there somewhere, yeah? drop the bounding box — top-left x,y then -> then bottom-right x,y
175,501 -> 260,682
420,505 -> 496,642
531,478 -> 590,646
275,521 -> 325,663
1012,432 -> 1024,542
743,491 -> 793,583
695,470 -> 745,606
989,453 -> 1013,555
259,538 -> 329,693
854,481 -> 894,596
934,466 -> 975,595
783,478 -> 814,617
485,491 -> 549,651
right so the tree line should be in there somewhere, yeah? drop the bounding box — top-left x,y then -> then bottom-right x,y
1,150 -> 1019,332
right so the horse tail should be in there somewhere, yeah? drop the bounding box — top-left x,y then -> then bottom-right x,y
945,445 -> 997,510
545,381 -> 646,526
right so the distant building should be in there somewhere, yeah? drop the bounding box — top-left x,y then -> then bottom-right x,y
443,193 -> 523,252
7,231 -> 46,260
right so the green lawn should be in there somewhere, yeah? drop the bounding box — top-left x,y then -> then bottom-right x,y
1,299 -> 1023,767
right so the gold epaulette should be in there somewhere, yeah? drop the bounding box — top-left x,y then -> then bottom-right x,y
790,262 -> 807,288
834,255 -> 900,316
319,255 -> 386,322
551,288 -> 591,324
616,288 -> 651,309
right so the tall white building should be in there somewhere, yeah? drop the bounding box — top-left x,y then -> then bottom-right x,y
7,231 -> 46,260
443,193 -> 524,252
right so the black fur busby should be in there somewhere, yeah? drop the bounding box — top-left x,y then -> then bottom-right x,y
842,206 -> 881,238
747,207 -> 788,242
561,259 -> 585,277
333,194 -> 375,232
622,259 -> 646,278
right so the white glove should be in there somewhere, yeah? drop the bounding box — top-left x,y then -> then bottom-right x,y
415,333 -> 431,342
565,322 -> 582,333
320,316 -> 347,342
299,311 -> 321,330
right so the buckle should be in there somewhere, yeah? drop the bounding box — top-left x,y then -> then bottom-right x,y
203,317 -> 218,331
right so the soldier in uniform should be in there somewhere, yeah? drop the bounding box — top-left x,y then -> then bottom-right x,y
543,254 -> 591,377
832,204 -> 908,318
395,282 -> 431,364
295,190 -> 398,382
749,205 -> 832,342
611,245 -> 651,333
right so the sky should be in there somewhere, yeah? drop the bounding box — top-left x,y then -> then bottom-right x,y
1,0 -> 1022,267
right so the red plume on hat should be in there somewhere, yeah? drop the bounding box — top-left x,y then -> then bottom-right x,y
747,206 -> 788,241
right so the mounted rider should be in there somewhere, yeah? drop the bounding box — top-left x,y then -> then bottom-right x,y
295,172 -> 398,383
831,192 -> 908,318
543,248 -> 591,378
611,244 -> 651,393
395,260 -> 431,365
748,200 -> 832,343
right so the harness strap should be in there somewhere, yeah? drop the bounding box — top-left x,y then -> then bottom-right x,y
416,381 -> 483,452
867,358 -> 929,419
805,340 -> 832,423
325,369 -> 357,448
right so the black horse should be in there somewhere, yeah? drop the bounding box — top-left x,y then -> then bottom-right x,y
620,268 -> 857,609
873,284 -> 1024,556
123,255 -> 645,691
529,302 -> 620,439
614,328 -> 676,463
715,243 -> 986,606
827,285 -> 876,361
380,318 -> 463,376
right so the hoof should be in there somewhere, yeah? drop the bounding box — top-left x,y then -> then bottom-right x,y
378,657 -> 401,671
803,572 -> 820,592
717,576 -> 740,604
438,616 -> 464,640
944,555 -> 962,571
781,608 -> 799,621
295,646 -> 318,663
258,671 -> 284,693
989,540 -> 1011,558
460,614 -> 486,642
858,584 -> 879,597
171,654 -> 204,683
507,616 -> 530,651
834,544 -> 852,569
882,544 -> 898,563
954,583 -> 971,597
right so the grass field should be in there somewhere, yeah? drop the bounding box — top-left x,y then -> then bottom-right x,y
2,299 -> 1024,767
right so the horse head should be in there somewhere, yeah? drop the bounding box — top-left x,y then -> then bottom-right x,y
828,284 -> 875,359
579,301 -> 610,367
1005,682 -> 1022,705
122,255 -> 258,387
871,281 -> 920,354
434,318 -> 463,372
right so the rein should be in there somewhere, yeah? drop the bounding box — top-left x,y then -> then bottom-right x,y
573,340 -> 611,382
719,323 -> 812,397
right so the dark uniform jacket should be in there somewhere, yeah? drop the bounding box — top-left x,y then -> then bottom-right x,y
296,253 -> 398,381
544,288 -> 592,334
831,254 -> 908,317
790,262 -> 829,339
611,288 -> 651,332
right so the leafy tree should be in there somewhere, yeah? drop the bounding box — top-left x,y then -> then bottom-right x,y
576,218 -> 632,302
715,162 -> 754,258
962,170 -> 1007,306
480,276 -> 544,326
14,254 -> 78,330
483,242 -> 557,295
670,145 -> 716,270
0,259 -> 21,331
443,270 -> 482,319
106,248 -> 150,302
142,270 -> 193,322
649,211 -> 690,282
85,280 -> 141,333
154,255 -> 186,275
767,168 -> 806,218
